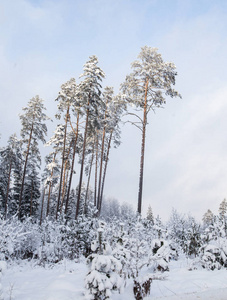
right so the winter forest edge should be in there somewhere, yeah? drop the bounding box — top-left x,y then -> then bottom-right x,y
1,47 -> 227,300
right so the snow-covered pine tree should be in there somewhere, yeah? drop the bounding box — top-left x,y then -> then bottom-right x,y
146,204 -> 154,224
98,92 -> 126,213
219,199 -> 227,218
55,78 -> 78,218
76,55 -> 105,219
202,209 -> 214,226
121,46 -> 181,215
85,227 -> 124,300
23,158 -> 41,217
0,134 -> 22,218
18,95 -> 50,219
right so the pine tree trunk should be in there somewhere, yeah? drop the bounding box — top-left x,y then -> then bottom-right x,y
75,103 -> 89,219
5,160 -> 12,219
29,179 -> 33,216
56,105 -> 69,219
40,187 -> 46,225
99,130 -> 113,213
94,136 -> 98,208
84,143 -> 94,215
65,111 -> 80,215
46,152 -> 56,217
97,127 -> 106,210
137,78 -> 148,215
60,144 -> 71,212
18,123 -> 34,219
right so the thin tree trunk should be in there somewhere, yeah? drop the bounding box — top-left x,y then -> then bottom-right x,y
65,112 -> 80,215
29,179 -> 33,217
60,144 -> 71,212
94,136 -> 98,208
5,160 -> 12,219
60,168 -> 69,212
56,105 -> 70,219
97,126 -> 106,210
75,103 -> 89,219
137,78 -> 149,215
99,130 -> 112,213
84,143 -> 94,215
46,152 -> 56,217
18,123 -> 34,219
40,187 -> 46,225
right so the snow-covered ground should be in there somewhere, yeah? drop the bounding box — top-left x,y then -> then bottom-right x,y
1,258 -> 227,300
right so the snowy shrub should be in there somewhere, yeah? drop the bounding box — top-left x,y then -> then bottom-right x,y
148,239 -> 177,272
85,228 -> 124,300
0,215 -> 29,260
199,238 -> 227,270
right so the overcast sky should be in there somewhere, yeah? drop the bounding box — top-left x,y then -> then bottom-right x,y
1,0 -> 227,221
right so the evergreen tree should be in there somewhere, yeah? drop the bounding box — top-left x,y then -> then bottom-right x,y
146,204 -> 154,224
202,209 -> 214,226
219,199 -> 227,218
75,55 -> 105,219
18,95 -> 50,219
55,78 -> 78,218
0,134 -> 22,218
121,46 -> 181,214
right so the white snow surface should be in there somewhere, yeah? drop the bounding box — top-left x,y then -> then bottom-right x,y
1,258 -> 227,300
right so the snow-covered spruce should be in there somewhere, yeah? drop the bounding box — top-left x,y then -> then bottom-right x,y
84,228 -> 124,300
199,238 -> 227,270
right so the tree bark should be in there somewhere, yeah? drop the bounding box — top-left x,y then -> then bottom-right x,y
40,187 -> 46,226
99,130 -> 113,213
75,102 -> 89,219
5,160 -> 12,219
97,126 -> 106,210
46,152 -> 56,217
56,105 -> 70,219
137,78 -> 149,215
94,136 -> 98,208
84,143 -> 94,215
65,111 -> 80,215
29,179 -> 34,217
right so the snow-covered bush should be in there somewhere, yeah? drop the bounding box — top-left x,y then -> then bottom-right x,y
199,238 -> 227,270
85,228 -> 124,300
148,239 -> 177,272
0,214 -> 29,260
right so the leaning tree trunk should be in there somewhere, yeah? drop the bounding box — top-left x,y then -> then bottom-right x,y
18,123 -> 33,219
65,111 -> 80,215
5,160 -> 12,219
97,126 -> 106,211
99,130 -> 113,214
56,105 -> 70,219
137,78 -> 148,215
75,103 -> 90,219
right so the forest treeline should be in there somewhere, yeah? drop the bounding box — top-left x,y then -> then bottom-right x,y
0,46 -> 181,222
